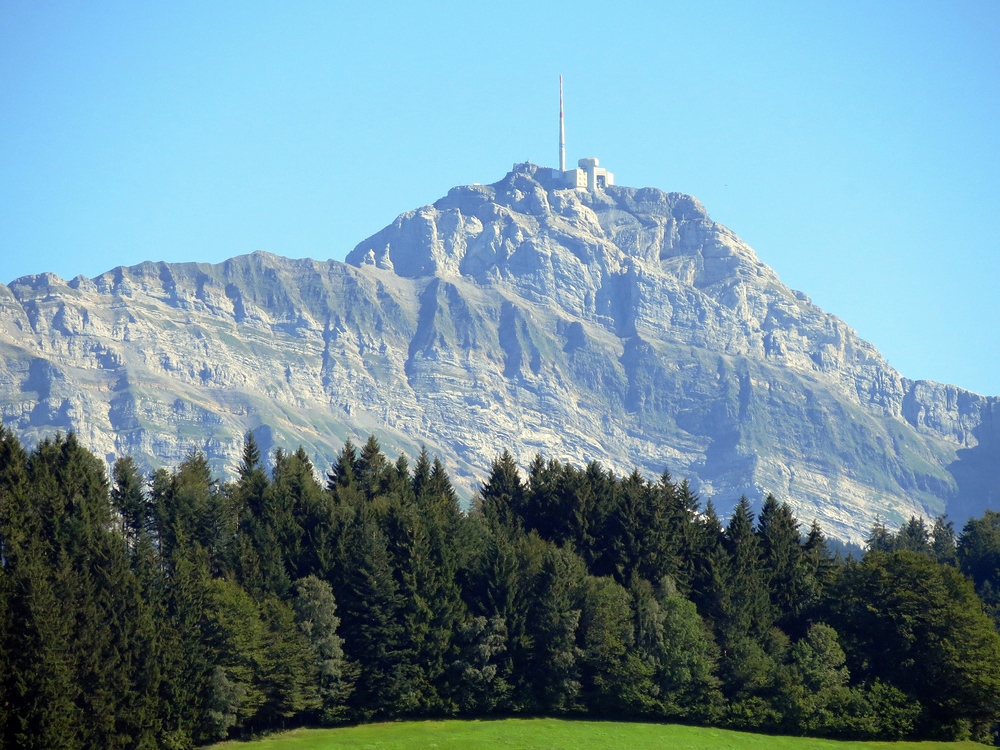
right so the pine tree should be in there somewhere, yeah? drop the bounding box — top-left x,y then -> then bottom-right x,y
340,519 -> 409,719
293,575 -> 354,724
529,543 -> 586,714
327,439 -> 359,491
478,450 -> 525,531
866,517 -> 896,552
895,517 -> 932,556
757,495 -> 811,632
718,497 -> 778,716
931,516 -> 958,566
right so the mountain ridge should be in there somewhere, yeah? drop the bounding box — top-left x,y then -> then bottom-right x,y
1,163 -> 997,541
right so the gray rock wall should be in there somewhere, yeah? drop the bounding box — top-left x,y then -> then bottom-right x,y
1,163 -> 996,542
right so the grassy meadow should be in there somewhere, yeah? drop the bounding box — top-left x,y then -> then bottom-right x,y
208,718 -> 991,750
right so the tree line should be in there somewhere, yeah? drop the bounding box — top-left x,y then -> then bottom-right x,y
2,426 -> 1000,748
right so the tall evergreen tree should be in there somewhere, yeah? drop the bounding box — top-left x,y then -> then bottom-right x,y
110,456 -> 151,552
357,436 -> 389,501
757,495 -> 812,633
467,527 -> 546,712
529,543 -> 586,714
478,450 -> 525,532
339,518 -> 410,719
865,517 -> 895,552
931,516 -> 958,567
293,575 -> 354,724
718,497 -> 778,720
895,517 -> 932,556
327,439 -> 360,492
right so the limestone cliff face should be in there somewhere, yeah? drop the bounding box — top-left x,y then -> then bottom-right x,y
1,163 -> 997,542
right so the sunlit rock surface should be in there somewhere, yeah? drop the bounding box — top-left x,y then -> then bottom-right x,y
2,163 -> 997,542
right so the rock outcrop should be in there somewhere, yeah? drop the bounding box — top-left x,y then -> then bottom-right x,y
2,163 -> 997,542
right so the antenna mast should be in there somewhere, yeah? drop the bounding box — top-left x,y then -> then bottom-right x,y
559,75 -> 566,173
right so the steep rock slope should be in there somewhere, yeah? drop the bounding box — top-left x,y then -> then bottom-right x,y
1,163 -> 997,541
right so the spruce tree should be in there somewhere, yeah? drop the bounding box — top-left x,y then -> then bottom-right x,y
357,435 -> 389,501
895,517 -> 932,555
0,434 -> 83,748
757,495 -> 811,632
327,439 -> 359,492
110,456 -> 151,552
229,432 -> 275,596
478,450 -> 524,531
718,497 -> 778,717
340,519 -> 409,719
865,517 -> 895,552
293,575 -> 354,724
283,447 -> 347,583
467,526 -> 546,712
687,499 -> 730,627
931,516 -> 958,566
529,543 -> 586,714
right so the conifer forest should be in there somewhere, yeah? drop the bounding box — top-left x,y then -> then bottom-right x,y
2,427 -> 1000,748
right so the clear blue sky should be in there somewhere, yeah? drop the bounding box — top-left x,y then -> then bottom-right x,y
2,1 -> 998,395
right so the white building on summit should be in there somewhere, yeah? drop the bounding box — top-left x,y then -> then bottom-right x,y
552,76 -> 614,191
563,156 -> 614,190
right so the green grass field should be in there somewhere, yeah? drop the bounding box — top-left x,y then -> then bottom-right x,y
208,718 -> 991,750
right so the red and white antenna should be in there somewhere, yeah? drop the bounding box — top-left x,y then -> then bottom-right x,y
559,75 -> 566,173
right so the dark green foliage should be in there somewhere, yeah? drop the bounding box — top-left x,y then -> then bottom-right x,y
958,510 -> 1000,629
478,450 -> 525,531
465,524 -> 546,713
827,550 -> 1000,741
530,543 -> 586,713
2,425 -> 1000,746
293,576 -> 354,724
757,495 -> 813,634
865,517 -> 895,552
339,519 -> 410,719
630,576 -> 721,720
204,578 -> 265,737
717,497 -> 775,713
931,516 -> 958,566
579,575 -> 654,716
895,517 -> 932,555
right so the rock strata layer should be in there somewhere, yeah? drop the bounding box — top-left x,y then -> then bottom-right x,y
2,163 -> 997,542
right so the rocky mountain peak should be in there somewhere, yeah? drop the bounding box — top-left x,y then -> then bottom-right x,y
0,166 -> 997,543
346,163 -> 735,286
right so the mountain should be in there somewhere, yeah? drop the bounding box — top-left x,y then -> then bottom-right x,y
1,162 -> 997,542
